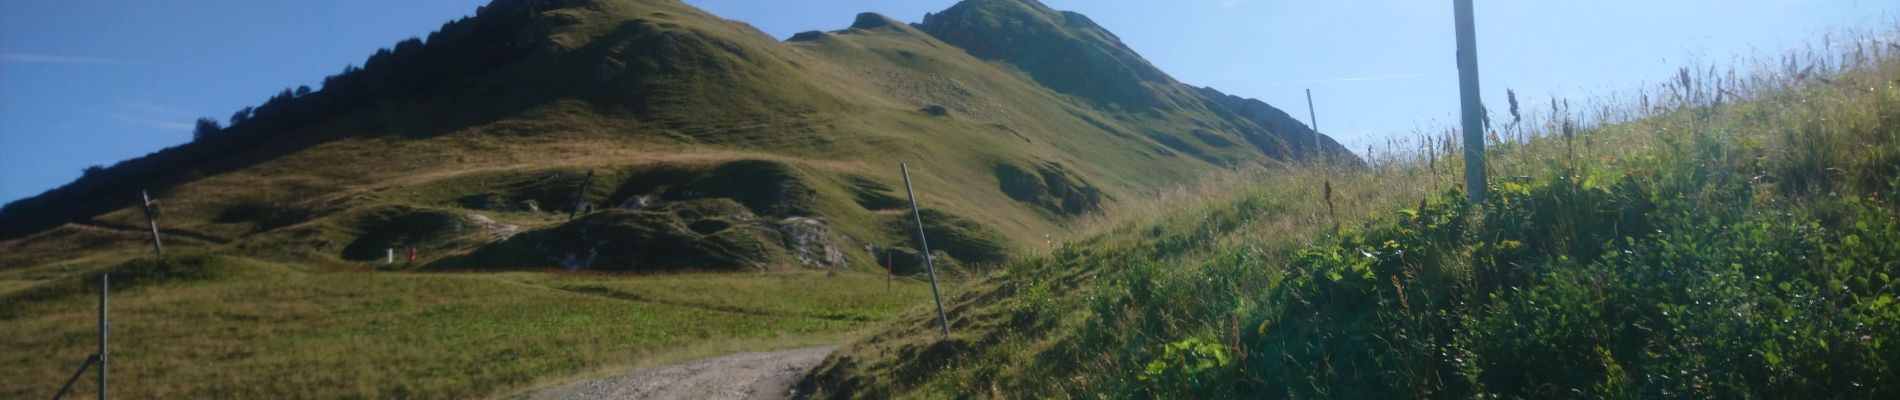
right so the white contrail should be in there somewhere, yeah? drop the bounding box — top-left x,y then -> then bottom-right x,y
109,114 -> 192,131
0,53 -> 119,64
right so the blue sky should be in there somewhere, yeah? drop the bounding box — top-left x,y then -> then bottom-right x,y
2,1 -> 1894,205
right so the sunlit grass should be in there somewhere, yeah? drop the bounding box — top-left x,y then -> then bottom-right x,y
808,27 -> 1900,399
0,256 -> 930,399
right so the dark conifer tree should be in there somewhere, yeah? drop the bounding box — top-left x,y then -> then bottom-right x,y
192,117 -> 222,141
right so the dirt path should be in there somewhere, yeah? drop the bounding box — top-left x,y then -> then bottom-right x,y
517,346 -> 833,400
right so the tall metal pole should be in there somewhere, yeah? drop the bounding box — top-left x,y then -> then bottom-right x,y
1455,0 -> 1487,204
98,273 -> 108,400
140,191 -> 162,256
1306,89 -> 1323,164
900,164 -> 951,340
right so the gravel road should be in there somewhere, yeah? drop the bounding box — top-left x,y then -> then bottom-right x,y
517,346 -> 834,400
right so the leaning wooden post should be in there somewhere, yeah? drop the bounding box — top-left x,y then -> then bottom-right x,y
568,170 -> 596,221
98,273 -> 108,400
1454,0 -> 1487,204
900,164 -> 951,340
140,191 -> 162,256
50,354 -> 97,400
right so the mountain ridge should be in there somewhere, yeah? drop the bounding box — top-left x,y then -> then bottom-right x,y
1,0 -> 1355,274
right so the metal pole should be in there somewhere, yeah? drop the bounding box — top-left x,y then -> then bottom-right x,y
1306,89 -> 1323,164
1454,0 -> 1487,204
98,273 -> 108,400
140,191 -> 162,256
900,164 -> 951,340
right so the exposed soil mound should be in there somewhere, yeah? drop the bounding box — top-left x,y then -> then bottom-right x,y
778,217 -> 847,268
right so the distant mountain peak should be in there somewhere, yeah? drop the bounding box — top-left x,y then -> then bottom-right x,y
918,0 -> 1173,110
0,0 -> 1359,265
849,12 -> 905,31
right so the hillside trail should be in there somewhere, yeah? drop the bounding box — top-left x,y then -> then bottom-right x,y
515,345 -> 833,400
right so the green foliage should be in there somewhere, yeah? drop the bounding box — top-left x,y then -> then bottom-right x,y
813,28 -> 1900,399
192,117 -> 222,141
1238,155 -> 1897,397
1140,337 -> 1233,397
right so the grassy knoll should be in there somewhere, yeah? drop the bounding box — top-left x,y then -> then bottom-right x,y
806,31 -> 1900,398
0,254 -> 932,399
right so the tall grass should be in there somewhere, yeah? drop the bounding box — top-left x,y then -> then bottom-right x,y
806,26 -> 1900,399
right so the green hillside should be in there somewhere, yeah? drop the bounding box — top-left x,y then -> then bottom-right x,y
0,0 -> 1348,275
0,0 -> 1359,397
802,32 -> 1900,398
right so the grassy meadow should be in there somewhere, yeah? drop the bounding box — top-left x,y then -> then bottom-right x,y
806,30 -> 1900,398
0,253 -> 935,399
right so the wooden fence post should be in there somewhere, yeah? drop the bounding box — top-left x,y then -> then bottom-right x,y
569,170 -> 595,221
140,191 -> 162,256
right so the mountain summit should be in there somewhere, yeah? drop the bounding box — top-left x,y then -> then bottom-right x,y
1,0 -> 1354,272
920,0 -> 1176,110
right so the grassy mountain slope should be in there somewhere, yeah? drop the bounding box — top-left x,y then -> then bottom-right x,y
1,0 -> 1348,276
802,33 -> 1900,398
0,0 -> 1364,397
